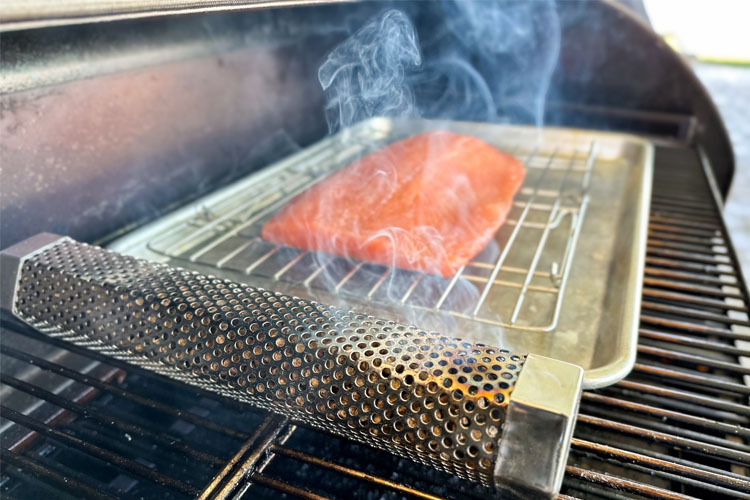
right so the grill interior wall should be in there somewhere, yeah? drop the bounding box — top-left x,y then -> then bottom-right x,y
1,144 -> 749,499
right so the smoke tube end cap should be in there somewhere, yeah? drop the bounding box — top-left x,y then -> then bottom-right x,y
494,354 -> 583,498
1,233 -> 67,313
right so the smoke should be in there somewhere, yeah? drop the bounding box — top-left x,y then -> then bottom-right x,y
409,57 -> 498,123
436,0 -> 561,127
280,2 -> 561,343
320,1 -> 560,131
318,10 -> 422,133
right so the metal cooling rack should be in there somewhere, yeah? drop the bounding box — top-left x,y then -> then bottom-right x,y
139,121 -> 596,332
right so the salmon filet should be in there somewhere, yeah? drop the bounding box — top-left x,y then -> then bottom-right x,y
261,131 -> 526,278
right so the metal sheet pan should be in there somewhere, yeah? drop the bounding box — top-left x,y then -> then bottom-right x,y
109,118 -> 653,388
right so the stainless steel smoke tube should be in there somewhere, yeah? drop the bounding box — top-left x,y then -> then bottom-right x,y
1,233 -> 583,498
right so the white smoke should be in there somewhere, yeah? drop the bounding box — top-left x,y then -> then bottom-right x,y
438,0 -> 561,127
318,10 -> 422,133
280,3 -> 562,344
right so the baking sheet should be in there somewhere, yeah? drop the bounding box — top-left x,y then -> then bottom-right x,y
109,118 -> 652,388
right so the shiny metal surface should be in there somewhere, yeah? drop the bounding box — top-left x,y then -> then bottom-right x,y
562,146 -> 750,500
0,232 -> 66,313
1,236 -> 584,495
0,0 -> 345,32
111,118 -> 653,388
495,355 -> 583,498
1,1 -> 735,251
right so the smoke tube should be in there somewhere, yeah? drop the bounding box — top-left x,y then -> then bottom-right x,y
1,233 -> 582,498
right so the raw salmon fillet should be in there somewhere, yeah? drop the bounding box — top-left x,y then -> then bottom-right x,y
261,131 -> 526,277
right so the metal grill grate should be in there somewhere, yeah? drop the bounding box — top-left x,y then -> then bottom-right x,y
141,124 -> 596,332
561,146 -> 750,500
1,145 -> 749,500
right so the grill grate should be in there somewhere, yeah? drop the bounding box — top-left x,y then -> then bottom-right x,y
1,145 -> 749,499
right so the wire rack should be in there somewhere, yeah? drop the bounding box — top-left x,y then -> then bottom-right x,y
144,125 -> 596,332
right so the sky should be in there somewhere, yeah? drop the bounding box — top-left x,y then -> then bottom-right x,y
645,0 -> 750,63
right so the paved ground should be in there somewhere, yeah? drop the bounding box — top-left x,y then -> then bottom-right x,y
693,62 -> 750,286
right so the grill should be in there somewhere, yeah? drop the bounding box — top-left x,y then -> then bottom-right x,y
1,142 -> 748,500
2,0 -> 749,497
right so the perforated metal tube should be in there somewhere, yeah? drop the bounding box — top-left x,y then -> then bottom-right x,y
1,234 -> 582,497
